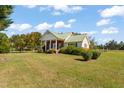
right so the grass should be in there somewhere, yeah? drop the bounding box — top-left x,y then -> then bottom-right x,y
0,51 -> 124,88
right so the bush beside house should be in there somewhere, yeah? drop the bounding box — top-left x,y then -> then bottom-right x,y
47,49 -> 56,54
81,51 -> 93,61
60,46 -> 101,61
60,46 -> 84,55
91,50 -> 101,59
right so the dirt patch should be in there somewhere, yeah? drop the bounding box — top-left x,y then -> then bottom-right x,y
0,58 -> 8,62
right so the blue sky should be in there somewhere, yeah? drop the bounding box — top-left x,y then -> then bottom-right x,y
6,5 -> 124,44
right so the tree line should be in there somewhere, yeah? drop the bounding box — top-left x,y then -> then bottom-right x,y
88,37 -> 124,50
0,32 -> 43,53
97,40 -> 124,50
1,32 -> 124,53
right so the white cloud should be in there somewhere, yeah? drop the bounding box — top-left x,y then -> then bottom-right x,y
35,22 -> 53,31
68,19 -> 76,23
23,5 -> 37,8
39,7 -> 47,12
9,31 -> 16,36
9,24 -> 17,29
0,31 -> 6,33
50,5 -> 83,13
9,23 -> 32,31
51,5 -> 69,12
101,27 -> 119,34
100,6 -> 124,18
96,19 -> 111,26
52,11 -> 61,16
19,24 -> 32,31
71,6 -> 83,11
54,21 -> 71,28
23,5 -> 83,16
8,19 -> 75,33
80,31 -> 97,35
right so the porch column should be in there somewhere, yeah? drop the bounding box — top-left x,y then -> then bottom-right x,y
55,39 -> 57,50
50,40 -> 51,49
45,40 -> 47,52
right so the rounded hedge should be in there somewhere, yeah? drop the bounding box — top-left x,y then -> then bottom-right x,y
72,47 -> 84,55
81,51 -> 93,61
92,51 -> 101,59
65,46 -> 75,54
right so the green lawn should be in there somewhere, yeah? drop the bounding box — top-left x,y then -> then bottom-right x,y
0,51 -> 124,88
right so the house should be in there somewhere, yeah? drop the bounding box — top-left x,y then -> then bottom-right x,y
41,30 -> 90,52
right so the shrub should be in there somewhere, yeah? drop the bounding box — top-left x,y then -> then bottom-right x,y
65,46 -> 75,54
81,51 -> 93,61
35,46 -> 43,53
59,47 -> 67,53
48,49 -> 56,54
72,47 -> 84,55
60,46 -> 84,55
91,51 -> 101,59
36,48 -> 43,53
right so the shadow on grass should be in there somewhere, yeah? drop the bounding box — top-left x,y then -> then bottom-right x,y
75,58 -> 97,62
75,58 -> 87,62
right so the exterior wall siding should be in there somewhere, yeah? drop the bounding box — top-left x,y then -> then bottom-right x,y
77,42 -> 82,47
64,40 -> 89,48
81,37 -> 89,48
64,43 -> 68,47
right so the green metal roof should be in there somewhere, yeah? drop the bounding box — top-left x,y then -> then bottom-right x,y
48,31 -> 72,40
65,34 -> 86,43
46,30 -> 87,42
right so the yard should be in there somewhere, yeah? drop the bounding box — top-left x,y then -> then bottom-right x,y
0,51 -> 124,88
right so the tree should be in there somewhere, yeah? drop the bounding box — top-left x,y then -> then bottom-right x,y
18,34 -> 26,52
10,34 -> 26,52
89,36 -> 97,49
97,40 -> 124,50
29,32 -> 42,51
119,41 -> 124,50
104,40 -> 119,50
0,5 -> 13,31
0,33 -> 10,53
10,32 -> 42,52
10,34 -> 19,51
97,44 -> 104,49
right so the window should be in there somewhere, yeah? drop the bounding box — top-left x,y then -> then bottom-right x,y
68,42 -> 77,47
84,43 -> 87,48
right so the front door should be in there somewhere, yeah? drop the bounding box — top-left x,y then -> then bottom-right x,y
52,43 -> 56,49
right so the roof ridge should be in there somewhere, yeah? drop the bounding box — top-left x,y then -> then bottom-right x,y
46,30 -> 72,40
65,33 -> 87,43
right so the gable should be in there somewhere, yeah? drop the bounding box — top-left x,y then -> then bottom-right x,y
41,32 -> 57,41
82,37 -> 90,48
41,30 -> 72,41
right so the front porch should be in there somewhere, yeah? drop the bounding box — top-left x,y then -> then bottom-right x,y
42,40 -> 64,52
